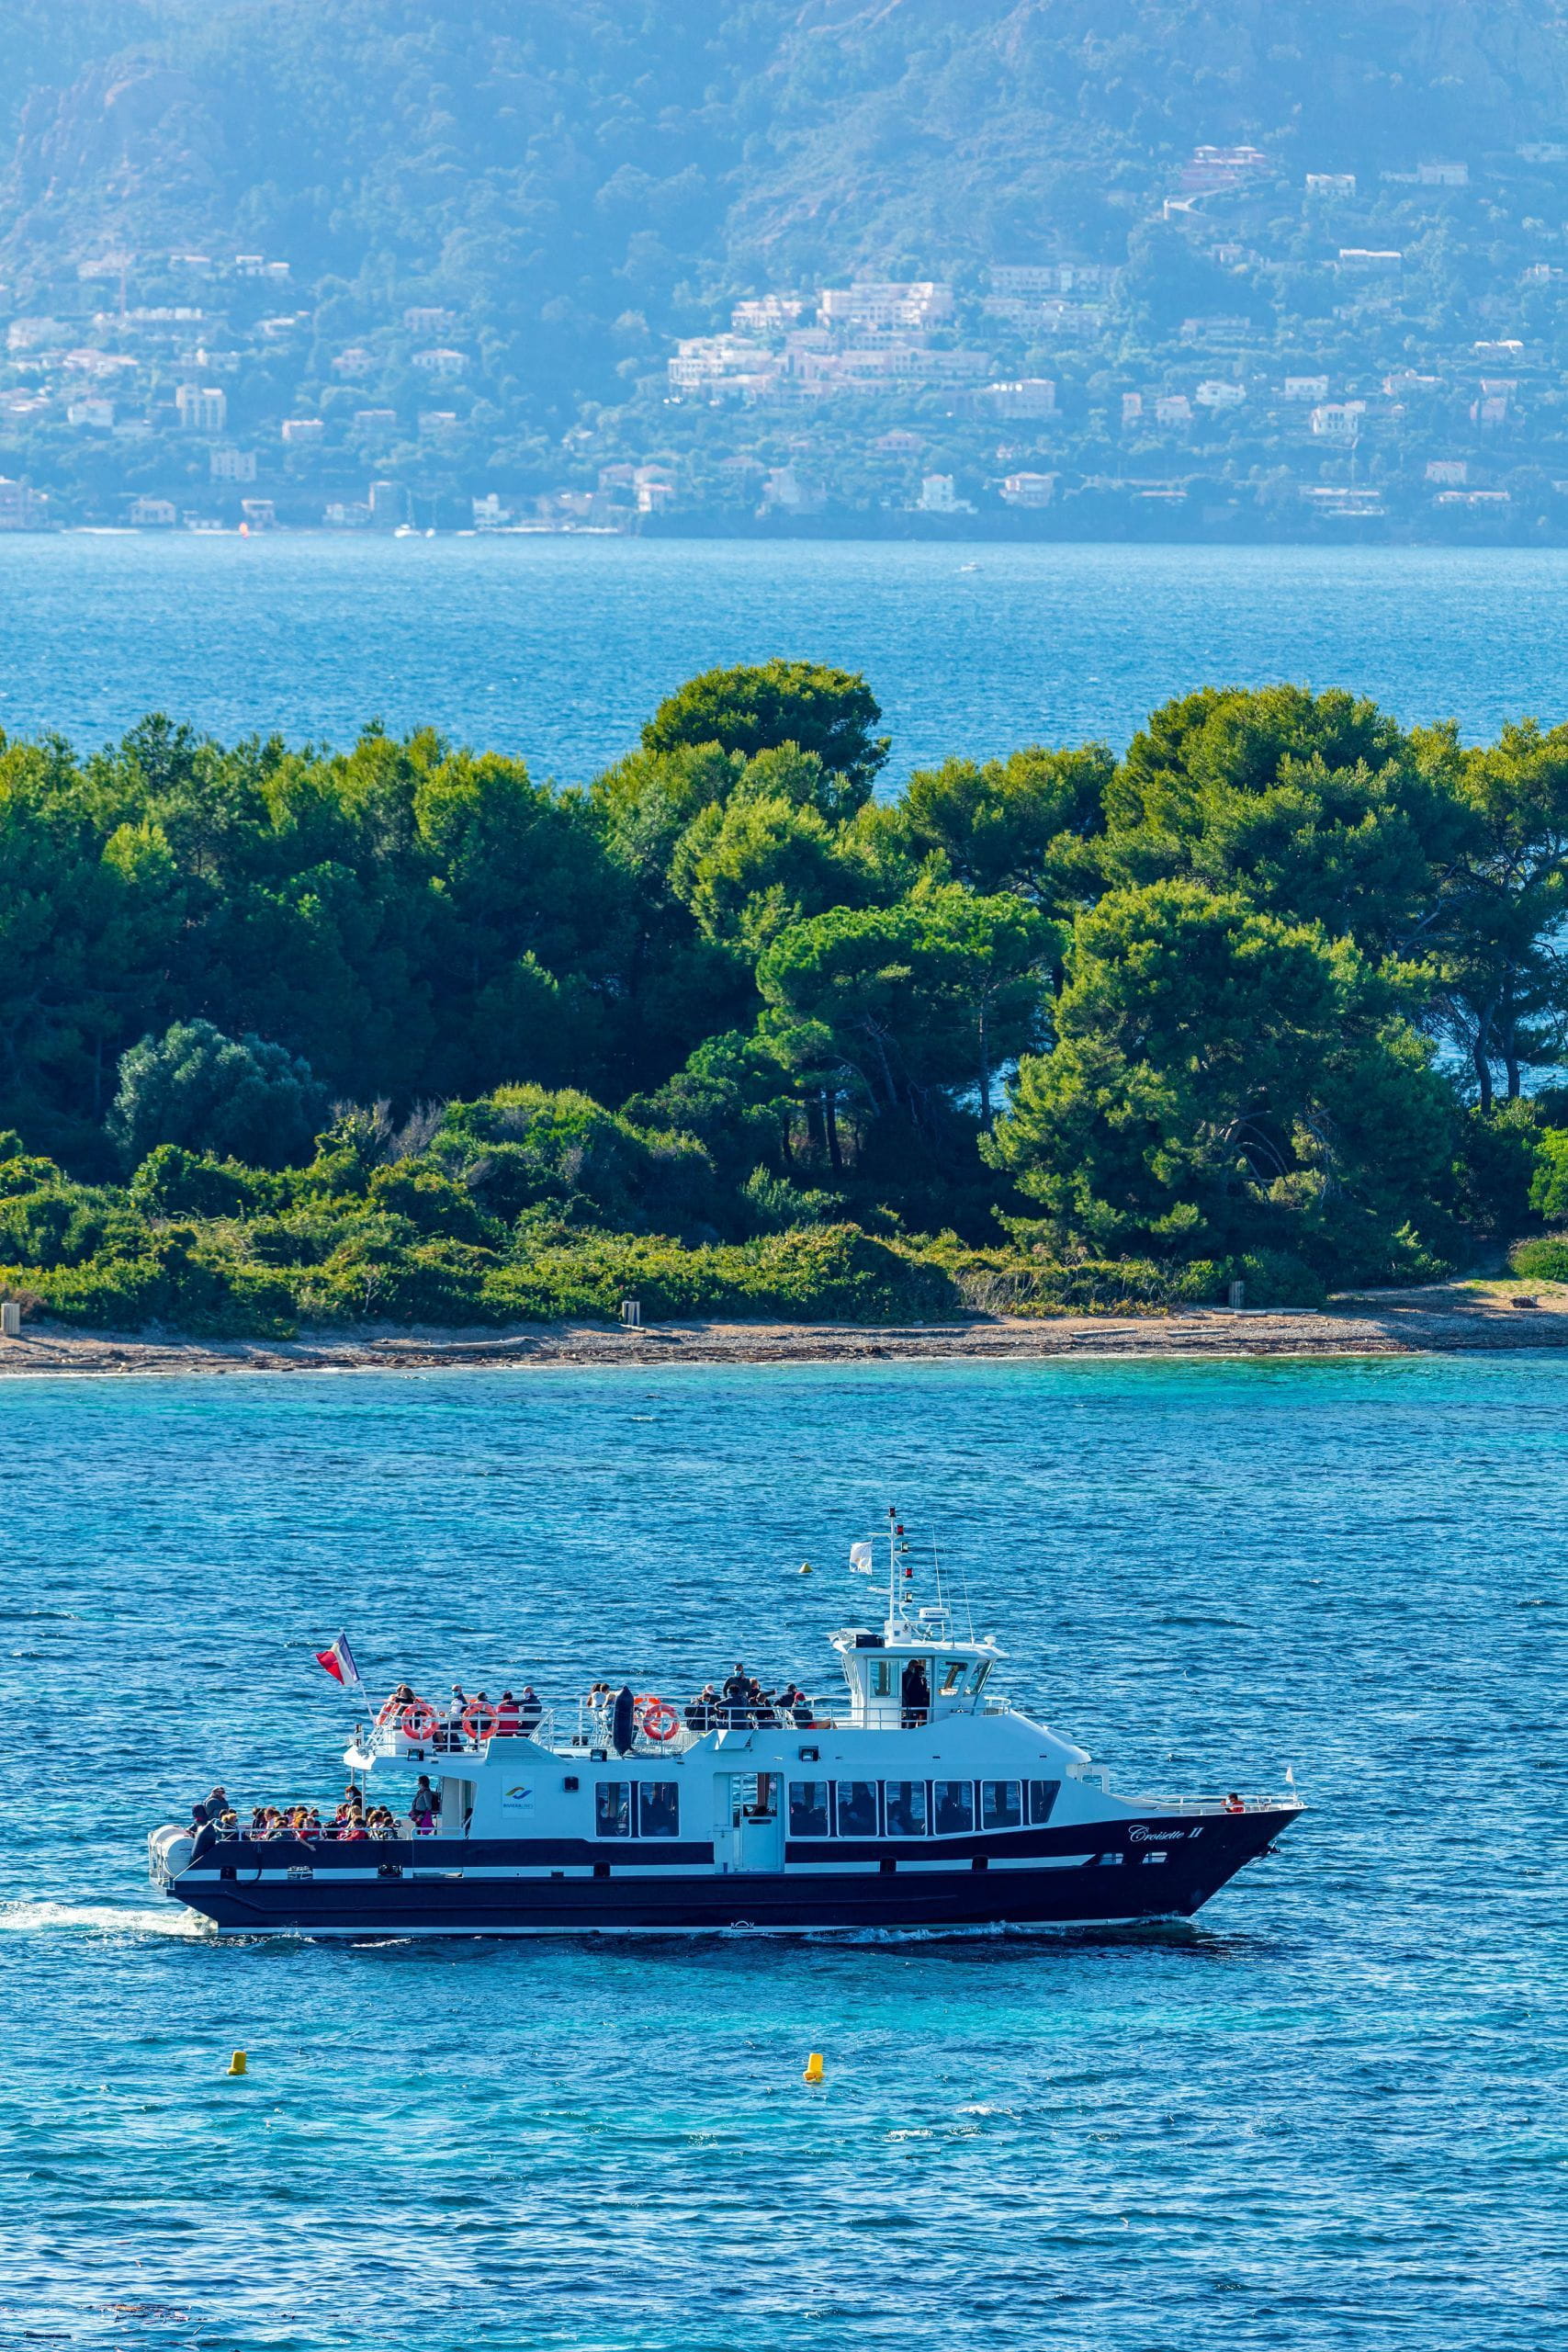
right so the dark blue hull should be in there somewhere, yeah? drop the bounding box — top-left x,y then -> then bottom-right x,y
167,1809 -> 1294,1936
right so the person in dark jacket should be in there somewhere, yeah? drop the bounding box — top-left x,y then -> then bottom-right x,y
720,1664 -> 750,1728
611,1684 -> 637,1756
518,1686 -> 543,1735
900,1657 -> 931,1728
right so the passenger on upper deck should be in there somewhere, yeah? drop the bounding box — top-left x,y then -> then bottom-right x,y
900,1657 -> 931,1728
684,1685 -> 717,1732
518,1685 -> 543,1735
495,1691 -> 521,1735
720,1665 -> 751,1727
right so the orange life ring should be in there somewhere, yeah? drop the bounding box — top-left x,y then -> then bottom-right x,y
376,1696 -> 400,1727
462,1702 -> 500,1743
636,1693 -> 681,1744
400,1701 -> 439,1740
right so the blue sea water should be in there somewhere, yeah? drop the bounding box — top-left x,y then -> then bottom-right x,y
4,534 -> 1568,779
3,1354 -> 1565,2351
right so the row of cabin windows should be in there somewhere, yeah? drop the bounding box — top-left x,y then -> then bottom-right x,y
787,1778 -> 1060,1839
865,1657 -> 991,1699
595,1782 -> 680,1838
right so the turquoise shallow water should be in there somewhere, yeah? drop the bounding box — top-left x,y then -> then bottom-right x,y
3,1354 -> 1565,2349
5,537 -> 1568,778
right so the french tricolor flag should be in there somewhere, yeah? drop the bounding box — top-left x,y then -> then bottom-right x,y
314,1634 -> 362,1690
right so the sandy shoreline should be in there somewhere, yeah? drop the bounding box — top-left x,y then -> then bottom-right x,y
0,1283 -> 1565,1374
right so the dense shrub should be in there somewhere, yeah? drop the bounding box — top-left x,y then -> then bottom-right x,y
109,1021 -> 329,1170
1509,1235 -> 1568,1282
130,1144 -> 276,1220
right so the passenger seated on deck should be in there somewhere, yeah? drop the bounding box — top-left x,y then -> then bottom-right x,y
368,1806 -> 397,1839
518,1686 -> 543,1735
684,1686 -> 716,1733
790,1690 -> 814,1729
1224,1792 -> 1245,1815
378,1683 -> 415,1728
246,1807 -> 270,1840
495,1691 -> 521,1735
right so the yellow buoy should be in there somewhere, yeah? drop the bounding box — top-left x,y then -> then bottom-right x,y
798,1561 -> 813,1576
803,2051 -> 824,2083
227,2050 -> 248,2076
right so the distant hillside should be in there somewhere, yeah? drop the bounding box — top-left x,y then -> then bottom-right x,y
9,3 -> 1568,296
5,1 -> 1568,536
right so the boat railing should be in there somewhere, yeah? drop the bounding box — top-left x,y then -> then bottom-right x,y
1135,1792 -> 1296,1815
355,1693 -> 829,1763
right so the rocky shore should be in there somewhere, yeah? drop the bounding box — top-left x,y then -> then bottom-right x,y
0,1282 -> 1564,1375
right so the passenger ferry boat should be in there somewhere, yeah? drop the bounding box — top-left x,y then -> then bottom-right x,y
150,1518 -> 1301,1937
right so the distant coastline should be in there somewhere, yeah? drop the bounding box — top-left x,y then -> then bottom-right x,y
2,1288 -> 1565,1376
9,509 -> 1562,548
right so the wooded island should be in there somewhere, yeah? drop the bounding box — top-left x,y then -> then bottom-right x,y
2,662 -> 1566,1334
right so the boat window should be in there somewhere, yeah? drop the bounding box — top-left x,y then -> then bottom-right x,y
980,1780 -> 1021,1830
836,1781 -> 879,1838
789,1781 -> 830,1838
967,1662 -> 991,1694
1028,1779 -> 1061,1826
940,1661 -> 966,1695
932,1780 -> 974,1836
637,1782 -> 679,1838
884,1781 -> 927,1837
594,1782 -> 631,1838
871,1659 -> 894,1698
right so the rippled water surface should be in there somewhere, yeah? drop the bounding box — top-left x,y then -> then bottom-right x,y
5,536 -> 1568,777
3,1355 -> 1565,2349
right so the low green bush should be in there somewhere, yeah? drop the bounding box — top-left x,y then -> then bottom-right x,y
1509,1234 -> 1568,1282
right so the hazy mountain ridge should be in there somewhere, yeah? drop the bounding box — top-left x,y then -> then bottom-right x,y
8,1 -> 1568,290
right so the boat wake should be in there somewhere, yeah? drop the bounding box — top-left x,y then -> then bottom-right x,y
0,1898 -> 212,1939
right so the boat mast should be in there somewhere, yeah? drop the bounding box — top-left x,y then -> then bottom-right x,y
886,1503 -> 897,1637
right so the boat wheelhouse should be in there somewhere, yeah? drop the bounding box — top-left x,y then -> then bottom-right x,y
151,1518 -> 1302,1937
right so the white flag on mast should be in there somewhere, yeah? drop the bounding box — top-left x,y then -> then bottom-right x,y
849,1542 -> 874,1574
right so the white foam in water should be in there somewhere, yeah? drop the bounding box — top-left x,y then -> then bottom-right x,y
0,1898 -> 210,1938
